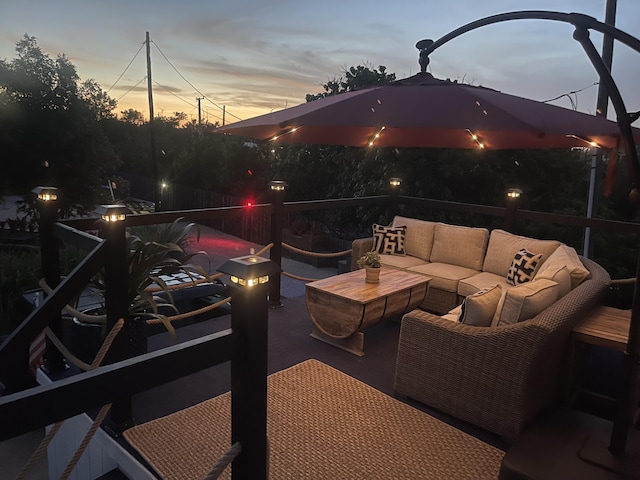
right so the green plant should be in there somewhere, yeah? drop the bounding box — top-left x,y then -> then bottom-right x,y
357,251 -> 381,269
90,218 -> 209,339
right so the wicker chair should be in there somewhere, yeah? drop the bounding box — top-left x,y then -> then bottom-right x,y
393,257 -> 610,441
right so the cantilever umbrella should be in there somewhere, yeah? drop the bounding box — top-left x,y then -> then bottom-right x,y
216,72 -> 639,150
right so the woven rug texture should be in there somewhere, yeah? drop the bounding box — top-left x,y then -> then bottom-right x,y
124,359 -> 504,479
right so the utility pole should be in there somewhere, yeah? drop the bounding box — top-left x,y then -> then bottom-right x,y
583,0 -> 617,257
196,97 -> 203,125
223,105 -> 226,126
146,31 -> 160,211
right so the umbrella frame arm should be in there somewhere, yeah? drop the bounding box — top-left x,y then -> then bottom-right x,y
417,9 -> 640,458
416,10 -> 640,192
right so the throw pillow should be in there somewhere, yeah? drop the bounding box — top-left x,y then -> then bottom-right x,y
459,285 -> 502,327
506,248 -> 542,286
492,279 -> 559,327
372,224 -> 406,256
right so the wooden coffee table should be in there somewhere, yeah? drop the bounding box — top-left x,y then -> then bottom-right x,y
306,268 -> 429,356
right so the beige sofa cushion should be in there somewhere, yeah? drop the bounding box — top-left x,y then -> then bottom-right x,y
460,285 -> 502,327
409,262 -> 479,292
458,272 -> 509,297
536,244 -> 589,289
535,264 -> 572,298
492,279 -> 559,327
430,224 -> 489,270
379,253 -> 427,270
442,305 -> 462,322
483,229 -> 561,277
392,216 -> 437,261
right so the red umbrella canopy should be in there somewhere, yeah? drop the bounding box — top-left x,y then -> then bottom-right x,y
216,72 -> 639,150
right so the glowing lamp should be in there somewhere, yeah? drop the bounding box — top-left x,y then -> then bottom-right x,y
218,255 -> 280,289
32,186 -> 59,202
506,188 -> 523,199
268,180 -> 287,191
389,178 -> 402,187
96,204 -> 130,223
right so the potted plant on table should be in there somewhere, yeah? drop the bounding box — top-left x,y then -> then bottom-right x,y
357,251 -> 381,284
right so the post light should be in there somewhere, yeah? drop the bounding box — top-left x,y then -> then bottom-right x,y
96,205 -> 130,223
32,186 -> 59,202
268,180 -> 287,192
506,188 -> 523,199
219,255 -> 280,289
389,178 -> 402,187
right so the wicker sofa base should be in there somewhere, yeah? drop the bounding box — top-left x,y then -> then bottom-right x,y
420,288 -> 459,314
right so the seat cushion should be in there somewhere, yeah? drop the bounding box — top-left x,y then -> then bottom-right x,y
483,229 -> 561,277
379,253 -> 427,270
536,244 -> 589,289
459,285 -> 502,327
492,279 -> 559,327
408,262 -> 479,292
430,223 -> 489,270
458,272 -> 509,297
391,216 -> 437,261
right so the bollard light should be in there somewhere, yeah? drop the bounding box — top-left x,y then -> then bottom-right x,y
268,180 -> 287,192
506,188 -> 523,199
32,186 -> 59,202
219,255 -> 279,288
96,205 -> 131,223
389,178 -> 402,187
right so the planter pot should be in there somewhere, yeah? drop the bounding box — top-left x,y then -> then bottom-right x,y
365,267 -> 380,284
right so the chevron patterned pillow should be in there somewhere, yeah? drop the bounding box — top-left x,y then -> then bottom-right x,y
506,248 -> 542,286
372,224 -> 406,256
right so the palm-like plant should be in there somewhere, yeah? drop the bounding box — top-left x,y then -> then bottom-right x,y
91,218 -> 209,340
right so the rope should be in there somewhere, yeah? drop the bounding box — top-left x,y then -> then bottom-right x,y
16,319 -> 124,480
203,442 -> 242,479
610,278 -> 635,285
59,403 -> 111,480
254,243 -> 273,257
39,278 -> 107,324
282,242 -> 351,259
146,296 -> 231,325
282,271 -> 320,283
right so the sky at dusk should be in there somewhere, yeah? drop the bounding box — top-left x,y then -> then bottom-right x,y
1,0 -> 638,126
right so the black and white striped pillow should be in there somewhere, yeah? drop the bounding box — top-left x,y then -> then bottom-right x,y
372,224 -> 406,256
507,248 -> 542,286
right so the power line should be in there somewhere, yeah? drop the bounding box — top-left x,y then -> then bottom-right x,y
150,39 -> 243,121
116,76 -> 147,102
107,42 -> 145,94
152,79 -> 223,122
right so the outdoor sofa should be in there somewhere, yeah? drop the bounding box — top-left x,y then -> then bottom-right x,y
351,216 -> 611,440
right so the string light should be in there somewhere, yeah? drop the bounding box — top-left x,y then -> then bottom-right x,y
368,126 -> 386,146
271,127 -> 299,141
466,129 -> 485,149
566,134 -> 600,148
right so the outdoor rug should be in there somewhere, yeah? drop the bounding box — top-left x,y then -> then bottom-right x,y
123,359 -> 504,479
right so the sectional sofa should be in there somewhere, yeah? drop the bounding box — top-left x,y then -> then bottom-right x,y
351,216 -> 611,440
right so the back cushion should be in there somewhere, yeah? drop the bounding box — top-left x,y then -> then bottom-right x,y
536,244 -> 590,289
483,229 -> 561,277
492,279 -> 559,326
391,216 -> 437,261
430,223 -> 489,270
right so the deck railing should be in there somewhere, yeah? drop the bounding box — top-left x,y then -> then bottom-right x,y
1,186 -> 640,478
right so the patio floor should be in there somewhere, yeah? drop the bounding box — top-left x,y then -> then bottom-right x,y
3,225 -> 639,479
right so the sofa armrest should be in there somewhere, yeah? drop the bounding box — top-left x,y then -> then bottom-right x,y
351,237 -> 374,271
394,309 -> 557,440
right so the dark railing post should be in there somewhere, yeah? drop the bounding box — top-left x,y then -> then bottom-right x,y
388,178 -> 402,220
268,180 -> 287,308
96,205 -> 134,433
219,255 -> 280,480
33,186 -> 65,375
504,188 -> 523,232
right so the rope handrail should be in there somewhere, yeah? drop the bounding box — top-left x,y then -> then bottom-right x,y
146,296 -> 231,325
282,242 -> 352,259
203,442 -> 242,479
39,278 -> 107,324
16,319 -> 124,480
